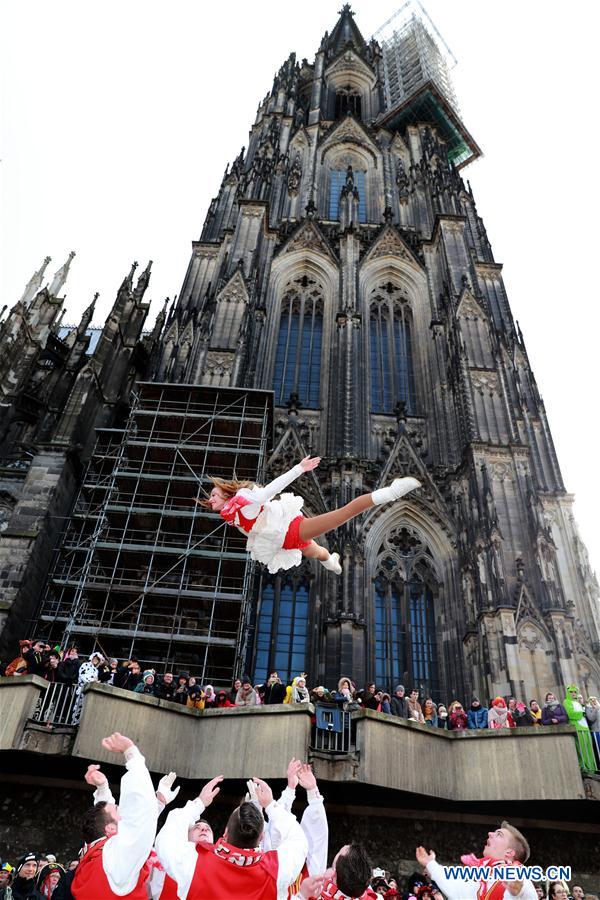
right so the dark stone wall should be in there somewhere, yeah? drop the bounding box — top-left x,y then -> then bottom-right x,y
1,778 -> 598,894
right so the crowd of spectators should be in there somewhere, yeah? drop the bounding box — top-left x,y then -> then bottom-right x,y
2,641 -> 600,772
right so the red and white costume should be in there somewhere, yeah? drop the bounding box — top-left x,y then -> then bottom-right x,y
73,746 -> 158,898
155,794 -> 308,899
219,464 -> 311,573
426,855 -> 537,900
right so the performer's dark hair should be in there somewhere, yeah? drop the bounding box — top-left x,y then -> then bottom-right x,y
82,802 -> 115,844
225,801 -> 264,849
335,843 -> 372,897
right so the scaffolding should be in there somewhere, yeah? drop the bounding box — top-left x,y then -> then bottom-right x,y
373,1 -> 481,167
38,383 -> 273,685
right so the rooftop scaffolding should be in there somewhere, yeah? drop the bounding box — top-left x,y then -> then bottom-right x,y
373,0 -> 481,167
37,383 -> 274,684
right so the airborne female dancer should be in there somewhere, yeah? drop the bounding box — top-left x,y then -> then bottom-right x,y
198,456 -> 420,575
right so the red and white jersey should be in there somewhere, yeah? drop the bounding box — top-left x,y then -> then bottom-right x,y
74,747 -> 158,898
72,838 -> 152,900
155,796 -> 308,900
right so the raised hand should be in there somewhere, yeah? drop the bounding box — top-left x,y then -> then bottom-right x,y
101,733 -> 135,754
416,846 -> 436,867
251,777 -> 274,809
199,775 -> 223,808
297,763 -> 317,792
299,456 -> 321,472
245,778 -> 261,808
287,757 -> 302,790
84,764 -> 108,788
503,881 -> 524,897
157,771 -> 180,806
299,874 -> 326,898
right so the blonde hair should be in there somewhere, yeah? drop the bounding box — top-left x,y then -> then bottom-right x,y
196,476 -> 253,509
501,820 -> 530,862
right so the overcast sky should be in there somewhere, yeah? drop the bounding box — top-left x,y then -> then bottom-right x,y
1,1 -> 599,577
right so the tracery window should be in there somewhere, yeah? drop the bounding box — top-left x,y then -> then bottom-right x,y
329,169 -> 366,222
273,275 -> 323,408
373,526 -> 439,696
335,87 -> 362,119
369,282 -> 416,414
253,576 -> 309,684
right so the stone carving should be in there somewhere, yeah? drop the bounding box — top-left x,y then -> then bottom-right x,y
518,622 -> 542,651
457,292 -> 485,320
364,228 -> 416,265
287,154 -> 303,195
204,351 -> 234,377
471,370 -> 499,395
283,222 -> 334,259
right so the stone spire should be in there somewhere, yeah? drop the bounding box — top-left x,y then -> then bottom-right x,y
77,293 -> 98,335
21,255 -> 52,306
48,251 -> 76,297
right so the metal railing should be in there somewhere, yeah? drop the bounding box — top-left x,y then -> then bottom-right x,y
31,683 -> 79,726
311,704 -> 354,753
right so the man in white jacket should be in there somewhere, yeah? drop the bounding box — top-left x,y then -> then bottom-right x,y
416,821 -> 538,900
72,732 -> 158,899
155,775 -> 307,900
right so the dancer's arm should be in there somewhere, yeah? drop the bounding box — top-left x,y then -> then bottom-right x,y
239,457 -> 320,511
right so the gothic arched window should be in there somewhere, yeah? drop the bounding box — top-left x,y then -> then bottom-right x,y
373,527 -> 439,696
335,87 -> 362,120
329,169 -> 366,222
253,576 -> 309,684
369,284 -> 416,414
273,275 -> 323,408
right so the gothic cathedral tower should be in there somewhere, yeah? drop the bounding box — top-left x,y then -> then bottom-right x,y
156,5 -> 600,701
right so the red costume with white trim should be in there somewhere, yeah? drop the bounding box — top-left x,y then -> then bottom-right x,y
184,839 -> 279,899
217,464 -> 310,573
72,838 -> 152,900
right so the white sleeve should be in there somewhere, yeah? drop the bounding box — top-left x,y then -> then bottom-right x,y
238,464 -> 304,510
427,859 -> 479,900
154,798 -> 205,900
265,788 -> 297,851
265,800 -> 308,898
301,789 -> 328,876
503,882 -> 538,900
102,748 -> 159,896
279,787 -> 297,813
93,781 -> 116,805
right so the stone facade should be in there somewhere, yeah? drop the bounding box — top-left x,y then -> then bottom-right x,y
153,7 -> 600,699
0,257 -> 160,657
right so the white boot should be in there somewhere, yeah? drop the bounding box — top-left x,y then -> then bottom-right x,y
372,476 -> 421,506
320,551 -> 342,575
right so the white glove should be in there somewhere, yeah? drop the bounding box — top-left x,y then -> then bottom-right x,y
245,778 -> 261,809
157,772 -> 180,805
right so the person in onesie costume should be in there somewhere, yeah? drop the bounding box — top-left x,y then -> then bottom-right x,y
563,683 -> 596,774
198,456 -> 420,575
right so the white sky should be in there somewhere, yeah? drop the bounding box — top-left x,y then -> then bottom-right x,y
1,1 -> 600,578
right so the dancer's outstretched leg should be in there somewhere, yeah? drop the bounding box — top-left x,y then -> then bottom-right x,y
298,476 -> 421,543
301,540 -> 342,575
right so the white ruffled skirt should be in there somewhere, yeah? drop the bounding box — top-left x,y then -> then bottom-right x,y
246,492 -> 305,573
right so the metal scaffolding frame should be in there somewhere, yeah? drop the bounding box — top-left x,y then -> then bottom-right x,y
38,383 -> 273,685
374,0 -> 458,113
373,1 -> 481,168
